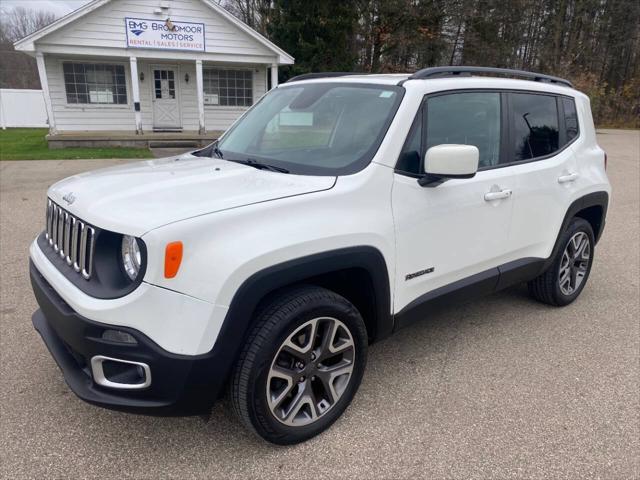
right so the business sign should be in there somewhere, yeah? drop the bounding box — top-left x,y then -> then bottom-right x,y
125,17 -> 205,52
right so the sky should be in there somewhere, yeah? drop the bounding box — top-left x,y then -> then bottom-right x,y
0,0 -> 91,17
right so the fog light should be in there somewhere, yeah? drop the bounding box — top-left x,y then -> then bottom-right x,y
102,329 -> 137,344
91,356 -> 151,390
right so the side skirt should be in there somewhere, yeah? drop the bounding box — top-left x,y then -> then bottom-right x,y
393,257 -> 545,331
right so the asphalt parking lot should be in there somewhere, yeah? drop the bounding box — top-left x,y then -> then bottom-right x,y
1,130 -> 638,479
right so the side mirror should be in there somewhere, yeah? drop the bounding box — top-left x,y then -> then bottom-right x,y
419,144 -> 479,186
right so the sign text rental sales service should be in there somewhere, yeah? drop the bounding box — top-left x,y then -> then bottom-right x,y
126,18 -> 205,52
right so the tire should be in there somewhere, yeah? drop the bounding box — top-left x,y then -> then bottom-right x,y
230,285 -> 368,445
528,217 -> 595,306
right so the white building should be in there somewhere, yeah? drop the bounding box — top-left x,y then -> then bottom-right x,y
14,0 -> 294,146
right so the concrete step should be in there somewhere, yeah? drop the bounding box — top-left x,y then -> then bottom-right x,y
46,130 -> 223,149
148,140 -> 202,148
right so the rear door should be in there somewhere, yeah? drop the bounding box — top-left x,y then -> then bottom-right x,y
504,92 -> 580,262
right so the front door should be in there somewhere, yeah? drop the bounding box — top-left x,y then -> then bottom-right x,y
392,91 -> 518,313
152,67 -> 181,130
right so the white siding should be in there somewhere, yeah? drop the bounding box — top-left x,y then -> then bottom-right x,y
42,0 -> 274,58
46,57 -> 267,132
46,56 -> 135,131
36,0 -> 275,133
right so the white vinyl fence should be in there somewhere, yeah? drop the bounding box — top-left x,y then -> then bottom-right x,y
0,89 -> 49,129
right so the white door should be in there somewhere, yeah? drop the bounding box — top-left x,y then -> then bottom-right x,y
152,67 -> 181,130
392,91 -> 518,312
505,92 -> 580,261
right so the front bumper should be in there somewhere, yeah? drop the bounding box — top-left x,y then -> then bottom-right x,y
30,261 -> 227,414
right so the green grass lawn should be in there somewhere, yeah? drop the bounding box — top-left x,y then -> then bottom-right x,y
0,128 -> 154,161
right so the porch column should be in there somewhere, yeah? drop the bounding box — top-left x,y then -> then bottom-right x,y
129,57 -> 143,134
195,60 -> 205,134
0,90 -> 6,129
35,52 -> 56,134
270,63 -> 279,89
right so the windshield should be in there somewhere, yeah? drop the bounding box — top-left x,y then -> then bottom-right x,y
216,83 -> 404,175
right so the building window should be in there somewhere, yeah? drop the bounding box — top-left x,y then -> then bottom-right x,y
203,68 -> 253,107
63,62 -> 127,105
154,69 -> 176,100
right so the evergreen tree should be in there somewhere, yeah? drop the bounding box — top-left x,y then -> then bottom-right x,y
267,0 -> 360,81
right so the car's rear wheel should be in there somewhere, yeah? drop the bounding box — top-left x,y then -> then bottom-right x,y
528,217 -> 595,306
230,285 -> 368,445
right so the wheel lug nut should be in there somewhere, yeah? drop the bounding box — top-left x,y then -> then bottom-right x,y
299,376 -> 305,383
311,353 -> 316,360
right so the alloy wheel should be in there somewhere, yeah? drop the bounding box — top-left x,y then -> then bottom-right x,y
558,231 -> 591,295
266,317 -> 355,427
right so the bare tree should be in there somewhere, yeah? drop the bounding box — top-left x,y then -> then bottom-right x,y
221,0 -> 271,34
1,6 -> 56,42
0,7 -> 57,89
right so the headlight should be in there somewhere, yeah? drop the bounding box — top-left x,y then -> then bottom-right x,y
121,235 -> 142,281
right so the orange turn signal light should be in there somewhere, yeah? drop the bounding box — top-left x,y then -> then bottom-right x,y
164,241 -> 183,279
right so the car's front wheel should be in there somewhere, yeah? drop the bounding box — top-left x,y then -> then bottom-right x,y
230,285 -> 368,445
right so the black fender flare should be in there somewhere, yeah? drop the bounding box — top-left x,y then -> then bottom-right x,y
204,246 -> 393,395
543,191 -> 609,271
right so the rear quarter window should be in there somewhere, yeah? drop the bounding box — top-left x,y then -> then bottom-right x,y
563,97 -> 579,141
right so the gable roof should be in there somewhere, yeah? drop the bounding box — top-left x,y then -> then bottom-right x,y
13,0 -> 294,64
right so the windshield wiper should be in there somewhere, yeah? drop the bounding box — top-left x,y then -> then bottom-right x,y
232,158 -> 290,174
212,143 -> 224,159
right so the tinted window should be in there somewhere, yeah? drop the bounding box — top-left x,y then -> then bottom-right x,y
563,97 -> 579,141
511,93 -> 559,160
396,107 -> 423,174
425,92 -> 501,168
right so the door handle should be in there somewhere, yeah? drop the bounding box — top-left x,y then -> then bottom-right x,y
484,189 -> 512,201
558,172 -> 579,184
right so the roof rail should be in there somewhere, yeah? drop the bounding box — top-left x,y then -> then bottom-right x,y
406,66 -> 573,88
286,72 -> 366,83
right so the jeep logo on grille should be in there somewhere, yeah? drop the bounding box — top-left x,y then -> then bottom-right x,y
62,192 -> 76,205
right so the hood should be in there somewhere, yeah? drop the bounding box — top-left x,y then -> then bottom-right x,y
47,155 -> 336,236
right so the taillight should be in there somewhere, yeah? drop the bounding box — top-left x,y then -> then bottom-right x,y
604,152 -> 608,170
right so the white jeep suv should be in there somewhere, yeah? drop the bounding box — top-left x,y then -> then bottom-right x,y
30,67 -> 610,444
